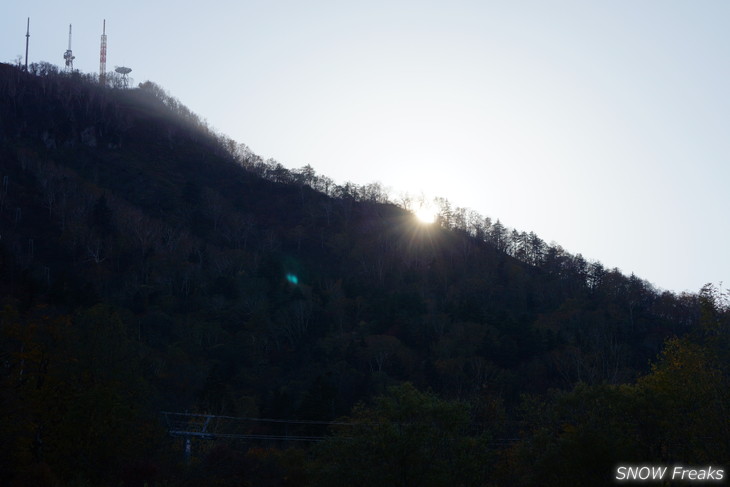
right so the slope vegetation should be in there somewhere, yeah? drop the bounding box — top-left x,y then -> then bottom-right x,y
1,63 -> 726,487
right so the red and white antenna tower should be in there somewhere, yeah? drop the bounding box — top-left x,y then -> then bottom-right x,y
100,20 -> 107,85
63,24 -> 75,72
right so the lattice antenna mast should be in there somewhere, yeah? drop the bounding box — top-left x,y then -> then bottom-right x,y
24,18 -> 30,71
63,24 -> 75,72
99,20 -> 107,85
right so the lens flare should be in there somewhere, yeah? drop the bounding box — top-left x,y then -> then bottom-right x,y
286,273 -> 299,285
414,207 -> 436,224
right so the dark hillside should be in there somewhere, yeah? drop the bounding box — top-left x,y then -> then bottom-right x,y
1,63 -> 726,487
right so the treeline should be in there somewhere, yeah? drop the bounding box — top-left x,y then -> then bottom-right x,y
0,62 -> 666,303
211,109 -> 661,300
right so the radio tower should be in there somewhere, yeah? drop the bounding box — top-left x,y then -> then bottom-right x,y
63,24 -> 75,72
24,18 -> 30,71
99,20 -> 107,85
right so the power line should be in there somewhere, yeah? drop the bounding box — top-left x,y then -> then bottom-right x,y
160,411 -> 520,441
161,411 -> 355,426
160,411 -> 520,462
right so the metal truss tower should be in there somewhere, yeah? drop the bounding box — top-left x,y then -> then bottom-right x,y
63,24 -> 75,72
115,66 -> 132,89
24,18 -> 30,71
100,20 -> 107,85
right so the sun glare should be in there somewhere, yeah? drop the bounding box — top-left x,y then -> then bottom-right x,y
414,207 -> 436,224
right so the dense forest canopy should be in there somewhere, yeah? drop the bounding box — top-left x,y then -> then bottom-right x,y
0,62 -> 727,486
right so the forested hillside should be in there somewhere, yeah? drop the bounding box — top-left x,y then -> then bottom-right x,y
1,62 -> 727,486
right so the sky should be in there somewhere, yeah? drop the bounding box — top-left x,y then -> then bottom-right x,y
2,1 -> 730,294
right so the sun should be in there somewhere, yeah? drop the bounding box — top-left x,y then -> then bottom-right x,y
414,206 -> 437,224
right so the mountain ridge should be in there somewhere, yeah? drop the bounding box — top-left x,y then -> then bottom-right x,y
1,62 -> 726,487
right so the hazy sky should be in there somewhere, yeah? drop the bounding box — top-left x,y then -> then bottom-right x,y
3,1 -> 730,294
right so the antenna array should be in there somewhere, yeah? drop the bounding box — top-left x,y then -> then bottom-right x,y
24,18 -> 30,71
63,24 -> 75,72
114,66 -> 132,89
